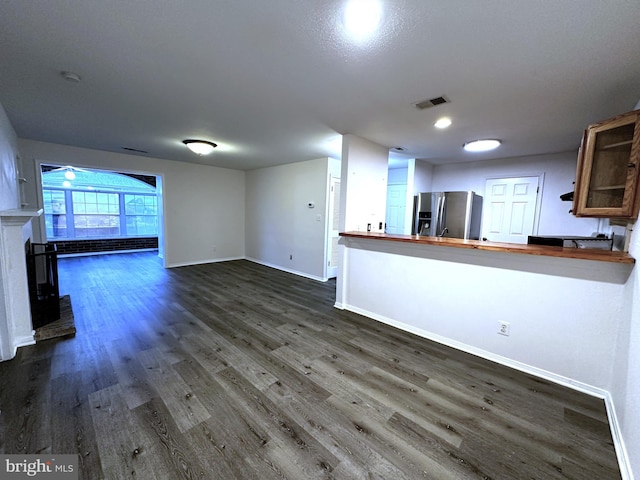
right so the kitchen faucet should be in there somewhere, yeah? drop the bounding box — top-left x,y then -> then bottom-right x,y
439,227 -> 449,237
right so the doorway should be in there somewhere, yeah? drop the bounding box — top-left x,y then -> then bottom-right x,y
481,176 -> 540,244
385,184 -> 407,234
326,176 -> 341,279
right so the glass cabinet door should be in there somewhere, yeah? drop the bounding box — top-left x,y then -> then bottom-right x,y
574,111 -> 640,218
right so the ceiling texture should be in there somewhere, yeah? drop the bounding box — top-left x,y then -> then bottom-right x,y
1,0 -> 639,171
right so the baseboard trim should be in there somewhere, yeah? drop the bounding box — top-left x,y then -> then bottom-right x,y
166,256 -> 244,268
245,257 -> 328,283
341,302 -> 633,480
603,392 -> 634,480
14,332 -> 36,349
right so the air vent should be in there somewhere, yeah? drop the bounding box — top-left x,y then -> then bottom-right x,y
415,96 -> 449,110
122,147 -> 149,154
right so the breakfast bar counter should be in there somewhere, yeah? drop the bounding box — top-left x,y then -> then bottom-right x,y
339,231 -> 635,264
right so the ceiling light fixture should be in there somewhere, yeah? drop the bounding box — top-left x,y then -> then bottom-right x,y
434,117 -> 452,129
64,169 -> 76,180
182,139 -> 217,155
343,0 -> 382,40
463,139 -> 501,152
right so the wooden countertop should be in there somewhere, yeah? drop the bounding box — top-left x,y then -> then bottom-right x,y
339,231 -> 635,264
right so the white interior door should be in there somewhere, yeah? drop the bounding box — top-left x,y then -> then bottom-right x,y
482,176 -> 539,244
385,184 -> 407,234
327,177 -> 341,278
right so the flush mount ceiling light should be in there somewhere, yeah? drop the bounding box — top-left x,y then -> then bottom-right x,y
434,117 -> 452,129
463,139 -> 501,152
64,168 -> 76,180
183,139 -> 217,155
343,0 -> 382,41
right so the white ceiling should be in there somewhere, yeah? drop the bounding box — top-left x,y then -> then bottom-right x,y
1,0 -> 639,170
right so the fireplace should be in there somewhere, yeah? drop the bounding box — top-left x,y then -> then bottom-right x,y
0,208 -> 43,360
26,242 -> 60,329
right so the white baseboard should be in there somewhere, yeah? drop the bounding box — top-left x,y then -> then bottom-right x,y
340,302 -> 633,480
603,392 -> 634,480
166,256 -> 244,268
245,257 -> 328,283
14,332 -> 36,349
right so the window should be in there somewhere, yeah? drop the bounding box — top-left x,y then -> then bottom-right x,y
125,194 -> 158,235
43,189 -> 68,238
41,167 -> 158,240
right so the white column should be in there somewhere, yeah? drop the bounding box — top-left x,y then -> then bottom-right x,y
335,135 -> 388,308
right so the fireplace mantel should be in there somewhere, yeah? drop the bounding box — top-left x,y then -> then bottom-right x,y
0,208 -> 43,361
0,208 -> 44,224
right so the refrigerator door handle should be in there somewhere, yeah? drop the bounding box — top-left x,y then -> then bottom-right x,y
433,195 -> 441,235
438,195 -> 446,235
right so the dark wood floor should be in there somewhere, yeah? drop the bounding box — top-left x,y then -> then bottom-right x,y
0,252 -> 621,479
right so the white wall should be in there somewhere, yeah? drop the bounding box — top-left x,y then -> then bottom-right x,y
0,105 -> 19,211
0,102 -> 34,360
612,222 -> 640,478
340,135 -> 388,232
18,140 -> 245,268
430,151 -> 600,237
245,157 -> 336,281
341,238 -> 629,390
412,159 -> 434,194
0,103 -> 19,360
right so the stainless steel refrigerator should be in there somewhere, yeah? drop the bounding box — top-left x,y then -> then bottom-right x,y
412,191 -> 483,240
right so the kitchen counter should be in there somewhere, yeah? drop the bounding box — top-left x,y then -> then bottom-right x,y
339,231 -> 635,264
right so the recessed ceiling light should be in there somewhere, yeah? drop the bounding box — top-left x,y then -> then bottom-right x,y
463,139 -> 501,152
343,0 -> 382,41
434,117 -> 452,129
392,146 -> 407,152
183,139 -> 217,155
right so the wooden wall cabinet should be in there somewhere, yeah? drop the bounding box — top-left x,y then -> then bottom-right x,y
573,109 -> 640,218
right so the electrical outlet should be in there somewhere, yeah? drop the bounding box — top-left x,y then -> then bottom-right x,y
498,321 -> 511,336
212,245 -> 217,252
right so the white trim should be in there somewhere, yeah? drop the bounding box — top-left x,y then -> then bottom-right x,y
166,256 -> 244,269
245,257 -> 328,282
14,332 -> 36,349
603,392 -> 634,480
339,302 -> 633,479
